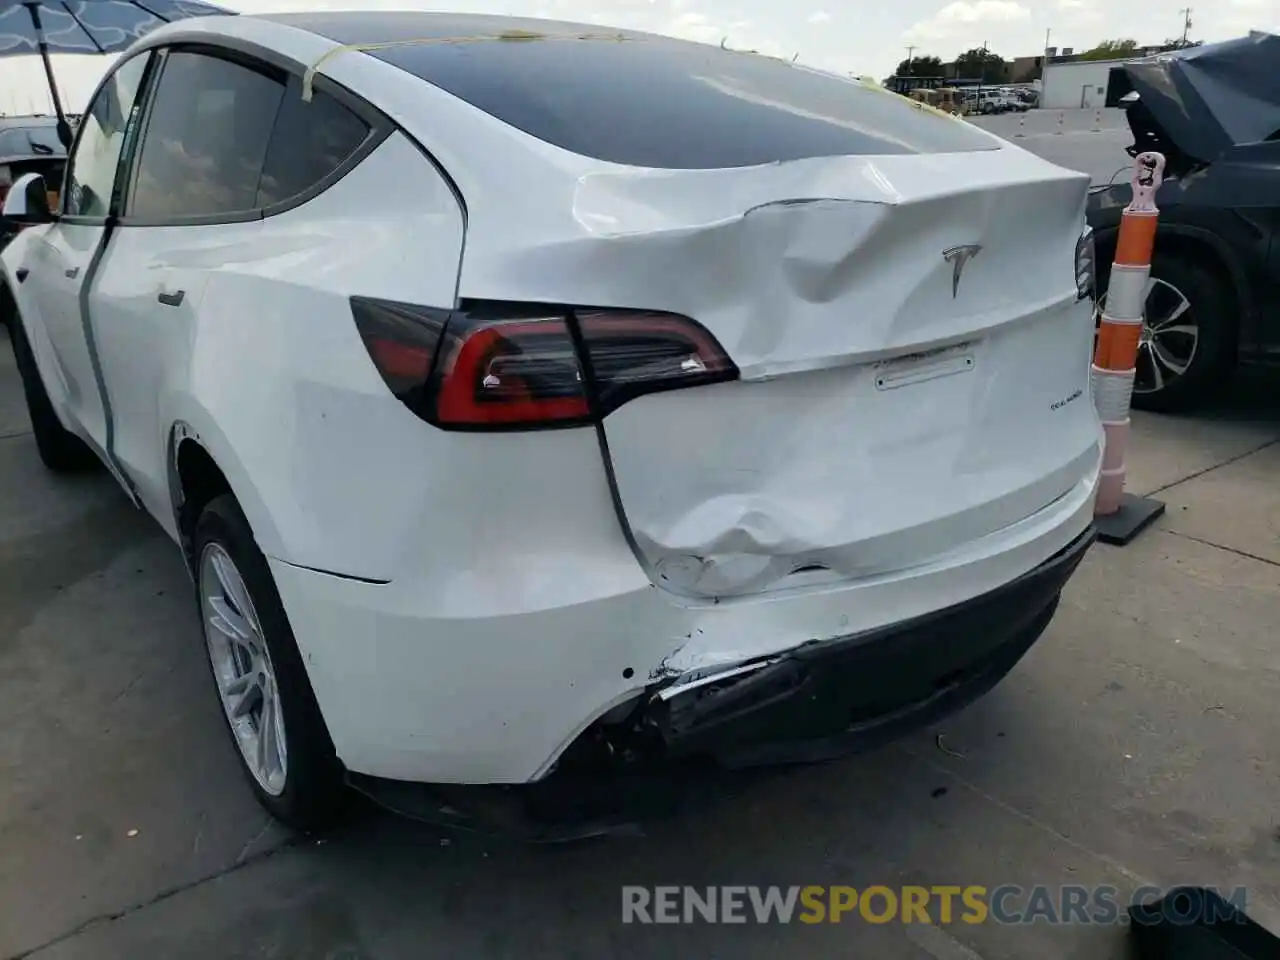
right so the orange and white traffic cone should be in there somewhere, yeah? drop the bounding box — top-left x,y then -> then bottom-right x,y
1015,114 -> 1027,138
1091,151 -> 1168,544
1056,111 -> 1065,134
1092,109 -> 1102,131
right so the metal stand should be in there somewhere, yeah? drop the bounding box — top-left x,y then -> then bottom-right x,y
1094,492 -> 1165,546
23,1 -> 76,149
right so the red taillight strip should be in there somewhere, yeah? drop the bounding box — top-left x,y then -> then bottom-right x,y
350,297 -> 739,431
433,321 -> 591,425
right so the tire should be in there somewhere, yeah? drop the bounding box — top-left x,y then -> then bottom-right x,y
1097,250 -> 1235,413
6,310 -> 99,472
193,494 -> 348,832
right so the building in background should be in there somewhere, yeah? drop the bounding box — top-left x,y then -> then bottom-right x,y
1007,55 -> 1046,83
1039,43 -> 1188,109
1040,57 -> 1126,109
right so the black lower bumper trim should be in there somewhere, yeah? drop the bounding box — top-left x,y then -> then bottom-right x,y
654,525 -> 1095,766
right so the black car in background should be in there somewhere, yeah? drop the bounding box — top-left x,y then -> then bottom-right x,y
1087,31 -> 1280,412
0,116 -> 67,329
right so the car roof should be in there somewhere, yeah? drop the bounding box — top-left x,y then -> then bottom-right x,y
257,10 -> 631,46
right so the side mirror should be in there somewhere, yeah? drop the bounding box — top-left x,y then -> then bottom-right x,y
1,172 -> 56,226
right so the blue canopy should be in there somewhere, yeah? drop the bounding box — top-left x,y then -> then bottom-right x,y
0,0 -> 230,56
0,1 -> 232,146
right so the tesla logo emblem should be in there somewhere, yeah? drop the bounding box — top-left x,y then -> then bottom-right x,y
942,244 -> 983,298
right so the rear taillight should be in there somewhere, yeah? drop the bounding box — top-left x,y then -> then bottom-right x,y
350,298 -> 738,430
1075,225 -> 1096,301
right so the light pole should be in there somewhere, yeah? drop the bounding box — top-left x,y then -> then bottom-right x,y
1042,28 -> 1052,104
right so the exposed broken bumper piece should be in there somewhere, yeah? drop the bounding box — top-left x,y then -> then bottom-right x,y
650,524 -> 1094,765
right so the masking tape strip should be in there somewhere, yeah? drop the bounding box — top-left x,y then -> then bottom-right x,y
855,76 -> 967,122
302,32 -> 631,101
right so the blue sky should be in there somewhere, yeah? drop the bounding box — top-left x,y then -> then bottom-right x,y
1,0 -> 1275,114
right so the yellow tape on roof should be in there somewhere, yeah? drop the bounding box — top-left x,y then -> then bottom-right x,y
854,76 -> 968,123
301,31 -> 632,101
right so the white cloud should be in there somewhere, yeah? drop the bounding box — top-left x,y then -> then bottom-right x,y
808,10 -> 832,23
936,0 -> 1030,25
905,0 -> 1030,42
1054,0 -> 1103,26
666,10 -> 721,42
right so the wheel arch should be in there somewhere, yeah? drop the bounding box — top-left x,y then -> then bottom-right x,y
1093,222 -> 1252,357
167,417 -> 285,578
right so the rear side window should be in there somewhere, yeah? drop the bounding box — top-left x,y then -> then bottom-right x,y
257,88 -> 371,208
127,51 -> 285,220
370,32 -> 999,168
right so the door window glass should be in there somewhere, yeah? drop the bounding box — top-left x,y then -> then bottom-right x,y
64,53 -> 151,218
256,87 -> 371,208
127,51 -> 285,220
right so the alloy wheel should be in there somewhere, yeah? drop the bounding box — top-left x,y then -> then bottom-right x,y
1094,277 -> 1199,395
199,543 -> 288,796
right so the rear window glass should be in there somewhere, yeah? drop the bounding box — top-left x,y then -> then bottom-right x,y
0,125 -> 63,158
368,31 -> 999,168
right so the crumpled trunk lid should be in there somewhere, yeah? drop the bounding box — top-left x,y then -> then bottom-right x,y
581,149 -> 1100,599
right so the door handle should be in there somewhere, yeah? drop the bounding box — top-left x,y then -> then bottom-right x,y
64,267 -> 79,279
157,290 -> 185,307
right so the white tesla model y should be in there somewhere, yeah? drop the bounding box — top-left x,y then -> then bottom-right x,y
0,11 -> 1101,833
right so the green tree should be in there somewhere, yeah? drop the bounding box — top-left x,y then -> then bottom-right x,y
1077,38 -> 1140,60
894,54 -> 945,77
953,47 -> 1007,82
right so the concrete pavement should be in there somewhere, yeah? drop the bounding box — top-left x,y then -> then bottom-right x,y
972,108 -> 1135,186
2,331 -> 1279,955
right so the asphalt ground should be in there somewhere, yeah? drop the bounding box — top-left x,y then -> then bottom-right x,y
973,107 -> 1135,186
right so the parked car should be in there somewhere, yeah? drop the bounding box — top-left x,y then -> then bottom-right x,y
1087,31 -> 1280,412
909,87 -> 964,116
998,88 -> 1030,112
0,11 -> 1101,834
971,90 -> 1010,114
0,116 -> 66,267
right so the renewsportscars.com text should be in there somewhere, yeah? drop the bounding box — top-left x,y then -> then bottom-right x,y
621,885 -> 1249,925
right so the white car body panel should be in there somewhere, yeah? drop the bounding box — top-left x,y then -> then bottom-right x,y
22,224 -> 106,443
103,130 -> 467,573
91,224 -> 212,527
1,14 -> 1102,786
274,477 -> 1096,783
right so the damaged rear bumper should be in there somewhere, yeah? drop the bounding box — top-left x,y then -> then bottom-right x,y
650,524 -> 1094,766
348,525 -> 1094,841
